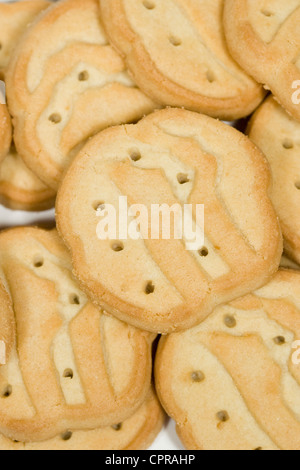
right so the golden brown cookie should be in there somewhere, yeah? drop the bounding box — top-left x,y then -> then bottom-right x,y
0,104 -> 11,165
0,227 -> 154,443
0,0 -> 50,74
0,143 -> 55,211
56,108 -> 282,334
0,280 -> 14,367
155,269 -> 300,451
281,255 -> 300,270
224,0 -> 300,122
0,389 -> 164,450
248,96 -> 300,264
99,0 -> 265,120
6,0 -> 157,191
0,0 -> 55,211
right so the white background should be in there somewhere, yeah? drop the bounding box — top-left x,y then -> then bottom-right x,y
0,0 -> 185,451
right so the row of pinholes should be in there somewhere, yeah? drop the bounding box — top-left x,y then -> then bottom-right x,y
92,147 -> 209,296
188,313 -> 287,450
141,0 -> 216,83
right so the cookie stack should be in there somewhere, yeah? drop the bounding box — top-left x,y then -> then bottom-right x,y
0,0 -> 299,450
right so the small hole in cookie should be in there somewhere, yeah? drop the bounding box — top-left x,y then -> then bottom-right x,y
254,447 -> 263,451
191,371 -> 205,382
93,201 -> 106,212
206,70 -> 215,83
295,182 -> 300,190
261,9 -> 273,17
145,281 -> 155,295
33,256 -> 44,268
216,411 -> 229,422
177,173 -> 189,184
69,294 -> 80,305
112,423 -> 122,431
111,241 -> 124,252
283,139 -> 294,150
198,247 -> 209,257
169,36 -> 182,47
0,43 -> 2,51
2,385 -> 12,398
143,0 -> 155,9
224,315 -> 236,328
61,431 -> 73,441
49,113 -> 62,124
78,70 -> 89,81
273,336 -> 285,345
129,149 -> 142,162
63,369 -> 74,379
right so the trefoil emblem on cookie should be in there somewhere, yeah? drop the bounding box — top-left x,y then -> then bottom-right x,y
0,81 -> 6,105
96,196 -> 205,251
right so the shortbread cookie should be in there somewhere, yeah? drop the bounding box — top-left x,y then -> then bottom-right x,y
99,0 -> 265,120
156,269 -> 300,450
0,143 -> 55,211
0,0 -> 50,74
0,227 -> 154,442
248,96 -> 300,264
6,0 -> 157,191
0,1 -> 55,211
0,104 -> 11,165
0,389 -> 163,450
56,108 -> 282,334
224,0 -> 300,122
0,281 -> 14,367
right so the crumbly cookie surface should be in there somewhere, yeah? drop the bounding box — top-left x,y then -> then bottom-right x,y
0,228 -> 154,442
0,389 -> 163,450
248,96 -> 300,264
57,108 -> 282,334
224,0 -> 300,122
155,270 -> 300,450
6,0 -> 157,191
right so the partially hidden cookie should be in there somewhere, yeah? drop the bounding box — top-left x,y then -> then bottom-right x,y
224,0 -> 300,122
0,388 -> 164,450
0,0 -> 50,74
0,104 -> 11,165
6,0 -> 157,191
99,0 -> 265,120
155,269 -> 300,450
0,0 -> 55,211
248,96 -> 300,264
56,108 -> 282,334
0,280 -> 14,367
0,227 -> 154,443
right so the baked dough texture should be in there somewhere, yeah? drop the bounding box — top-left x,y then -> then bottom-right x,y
0,388 -> 163,450
248,96 -> 300,264
0,0 -> 55,211
99,0 -> 265,120
224,0 -> 300,122
156,269 -> 300,450
57,108 -> 282,334
6,0 -> 157,191
0,227 -> 154,443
